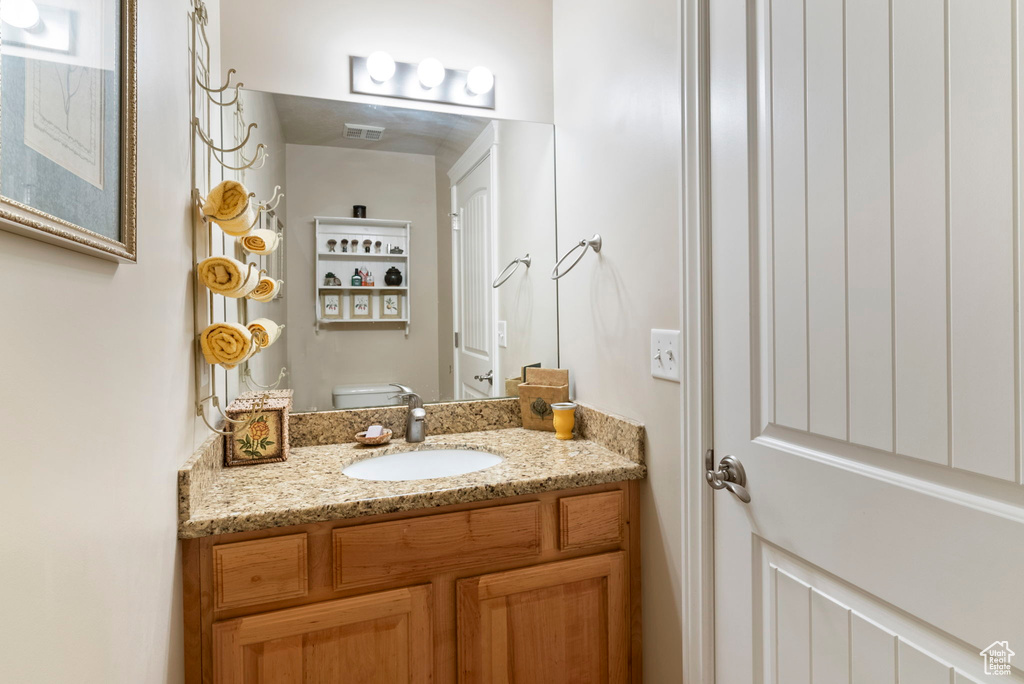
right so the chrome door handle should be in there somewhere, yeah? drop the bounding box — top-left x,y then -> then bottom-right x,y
705,450 -> 751,503
474,370 -> 494,384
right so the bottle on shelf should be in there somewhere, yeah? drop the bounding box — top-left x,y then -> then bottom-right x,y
351,268 -> 362,286
367,271 -> 375,287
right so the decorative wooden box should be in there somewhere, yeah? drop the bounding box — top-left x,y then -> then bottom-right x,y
518,368 -> 570,431
224,389 -> 293,466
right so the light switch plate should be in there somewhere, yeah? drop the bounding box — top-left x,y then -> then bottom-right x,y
497,320 -> 508,348
651,329 -> 681,382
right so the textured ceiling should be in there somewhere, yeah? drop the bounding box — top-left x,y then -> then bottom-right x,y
267,92 -> 491,157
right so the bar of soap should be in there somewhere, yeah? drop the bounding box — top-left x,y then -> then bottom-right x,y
364,425 -> 384,438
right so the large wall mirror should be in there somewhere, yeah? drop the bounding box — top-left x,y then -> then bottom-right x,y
240,90 -> 559,412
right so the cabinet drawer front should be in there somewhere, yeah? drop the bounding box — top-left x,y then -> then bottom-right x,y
334,501 -> 541,589
559,490 -> 625,550
213,533 -> 308,611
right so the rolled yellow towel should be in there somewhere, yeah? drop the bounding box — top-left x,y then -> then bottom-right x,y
248,318 -> 283,349
239,229 -> 280,255
202,180 -> 256,236
198,256 -> 261,298
247,276 -> 282,303
200,322 -> 255,369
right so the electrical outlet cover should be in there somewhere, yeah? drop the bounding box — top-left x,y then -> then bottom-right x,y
651,329 -> 681,382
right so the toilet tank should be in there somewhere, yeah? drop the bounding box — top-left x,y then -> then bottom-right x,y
332,383 -> 407,409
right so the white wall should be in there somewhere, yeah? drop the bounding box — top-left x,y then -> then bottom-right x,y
0,0 -> 207,680
552,0 -> 683,681
220,0 -> 554,124
284,145 -> 440,410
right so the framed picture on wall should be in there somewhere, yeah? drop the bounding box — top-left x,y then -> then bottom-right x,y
380,293 -> 402,319
350,293 -> 371,319
0,0 -> 138,262
320,293 -> 341,319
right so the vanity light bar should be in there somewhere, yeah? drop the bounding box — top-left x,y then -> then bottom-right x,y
351,56 -> 496,110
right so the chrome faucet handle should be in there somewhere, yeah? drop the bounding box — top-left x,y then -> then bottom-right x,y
396,391 -> 423,409
390,383 -> 413,394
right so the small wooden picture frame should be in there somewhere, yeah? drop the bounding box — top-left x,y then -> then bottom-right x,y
224,390 -> 294,466
350,292 -> 372,319
320,293 -> 342,319
380,293 -> 403,319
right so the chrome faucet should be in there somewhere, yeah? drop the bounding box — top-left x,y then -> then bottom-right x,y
395,390 -> 426,443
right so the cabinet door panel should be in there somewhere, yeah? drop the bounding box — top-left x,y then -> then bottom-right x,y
214,585 -> 431,684
457,552 -> 628,684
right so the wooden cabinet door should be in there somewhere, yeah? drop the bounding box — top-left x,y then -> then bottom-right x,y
213,585 -> 432,684
457,552 -> 628,684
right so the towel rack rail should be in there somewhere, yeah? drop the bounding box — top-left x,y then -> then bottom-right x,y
492,254 -> 531,288
551,234 -> 602,280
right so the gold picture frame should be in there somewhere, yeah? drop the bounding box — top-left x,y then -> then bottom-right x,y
350,292 -> 372,319
0,0 -> 138,263
319,293 -> 342,319
380,292 -> 403,319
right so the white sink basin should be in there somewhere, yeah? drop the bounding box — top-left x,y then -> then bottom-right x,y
343,449 -> 504,481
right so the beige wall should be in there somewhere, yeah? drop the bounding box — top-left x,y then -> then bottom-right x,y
284,145 -> 440,410
552,0 -> 683,681
220,0 -> 554,124
0,0 -> 208,680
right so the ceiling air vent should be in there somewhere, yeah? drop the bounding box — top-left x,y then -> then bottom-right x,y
344,123 -> 386,141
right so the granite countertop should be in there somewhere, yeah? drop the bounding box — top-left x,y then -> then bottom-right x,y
178,399 -> 646,539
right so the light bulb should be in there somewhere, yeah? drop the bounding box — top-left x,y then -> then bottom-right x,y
466,66 -> 494,96
1,0 -> 40,29
366,51 -> 396,83
417,58 -> 446,89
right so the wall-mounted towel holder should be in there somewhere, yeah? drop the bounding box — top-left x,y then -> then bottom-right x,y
551,234 -> 602,280
190,0 -> 286,437
197,392 -> 269,436
244,366 -> 288,392
492,254 -> 531,288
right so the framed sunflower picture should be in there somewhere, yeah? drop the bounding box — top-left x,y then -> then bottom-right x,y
224,389 -> 293,466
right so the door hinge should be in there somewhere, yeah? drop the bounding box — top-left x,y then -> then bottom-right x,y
454,332 -> 460,348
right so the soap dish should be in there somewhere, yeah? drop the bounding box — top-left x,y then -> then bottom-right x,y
355,429 -> 393,446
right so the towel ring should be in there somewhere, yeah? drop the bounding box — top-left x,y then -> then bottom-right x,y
551,234 -> 602,280
493,254 -> 531,288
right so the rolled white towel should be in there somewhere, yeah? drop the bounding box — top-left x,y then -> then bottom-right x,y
202,180 -> 256,237
247,276 -> 282,303
198,256 -> 261,298
200,322 -> 255,369
248,318 -> 283,349
239,229 -> 280,255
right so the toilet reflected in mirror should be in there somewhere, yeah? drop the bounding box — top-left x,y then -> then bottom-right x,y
241,93 -> 559,411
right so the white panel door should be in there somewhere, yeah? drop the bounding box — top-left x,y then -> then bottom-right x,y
710,0 -> 1024,681
453,156 -> 497,399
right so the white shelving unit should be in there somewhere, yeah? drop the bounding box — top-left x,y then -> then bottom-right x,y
314,217 -> 411,334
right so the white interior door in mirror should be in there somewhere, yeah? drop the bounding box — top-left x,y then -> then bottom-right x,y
453,154 -> 497,400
